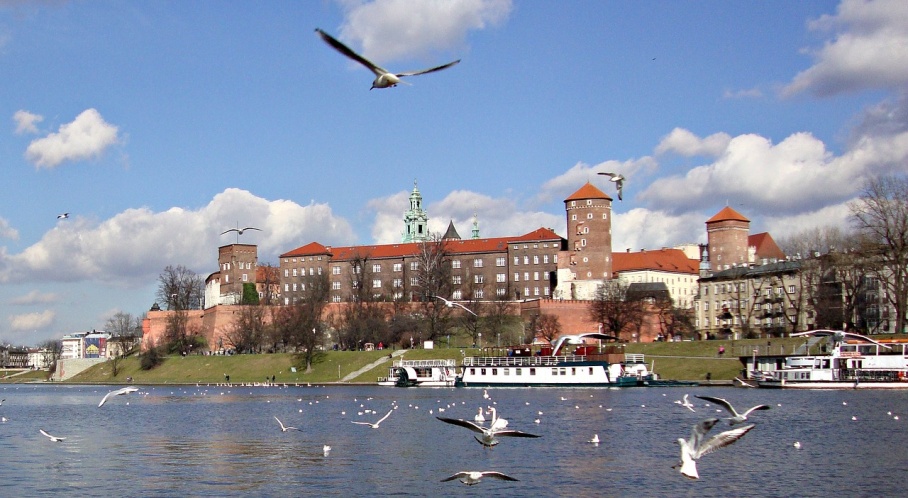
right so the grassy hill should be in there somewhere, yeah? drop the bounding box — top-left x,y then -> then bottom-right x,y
29,334 -> 883,385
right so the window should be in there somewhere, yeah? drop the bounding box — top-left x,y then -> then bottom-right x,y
284,283 -> 289,292
373,264 -> 381,273
534,272 -> 539,281
332,281 -> 341,290
393,278 -> 402,288
284,269 -> 289,277
372,279 -> 382,288
410,261 -> 419,271
514,256 -> 520,265
543,254 -> 549,264
473,258 -> 483,268
543,287 -> 550,296
474,275 -> 484,284
476,289 -> 484,299
393,263 -> 402,272
587,213 -> 593,219
496,273 -> 506,283
524,272 -> 530,281
410,277 -> 418,286
788,285 -> 795,293
533,255 -> 539,264
332,266 -> 341,275
523,256 -> 529,264
292,283 -> 297,291
292,268 -> 298,277
514,272 -> 520,282
497,288 -> 507,296
452,275 -> 462,285
452,290 -> 462,299
496,257 -> 506,267
452,260 -> 461,269
242,273 -> 248,282
534,287 -> 539,296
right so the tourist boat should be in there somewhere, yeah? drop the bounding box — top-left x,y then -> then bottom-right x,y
454,333 -> 656,387
757,330 -> 908,389
377,359 -> 459,387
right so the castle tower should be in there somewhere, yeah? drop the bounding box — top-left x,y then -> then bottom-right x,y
563,182 -> 613,282
218,244 -> 258,305
705,206 -> 750,271
471,212 -> 480,239
402,180 -> 429,243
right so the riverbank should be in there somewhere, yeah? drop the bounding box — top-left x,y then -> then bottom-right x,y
1,336 -> 853,385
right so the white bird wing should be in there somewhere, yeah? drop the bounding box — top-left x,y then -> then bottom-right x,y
690,418 -> 719,449
315,28 -> 389,77
436,416 -> 485,434
440,472 -> 470,482
742,404 -> 771,417
40,429 -> 64,441
375,409 -> 393,425
695,395 -> 738,417
98,392 -> 113,407
452,301 -> 478,316
495,429 -> 541,439
395,59 -> 461,78
694,424 -> 755,459
274,416 -> 287,430
481,471 -> 518,482
220,228 -> 238,235
351,421 -> 374,426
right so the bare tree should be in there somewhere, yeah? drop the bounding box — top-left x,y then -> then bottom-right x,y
221,304 -> 267,353
163,310 -> 204,355
536,313 -> 562,343
274,272 -> 330,372
38,339 -> 63,373
156,265 -> 204,310
413,235 -> 454,342
588,281 -> 644,340
104,312 -> 141,377
257,262 -> 281,305
850,175 -> 908,334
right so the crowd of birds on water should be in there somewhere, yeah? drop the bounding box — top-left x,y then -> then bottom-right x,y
3,384 -> 903,486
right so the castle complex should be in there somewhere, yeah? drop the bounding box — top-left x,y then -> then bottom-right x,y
145,180 -> 795,350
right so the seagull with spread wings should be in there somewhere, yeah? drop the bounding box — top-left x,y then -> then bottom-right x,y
98,386 -> 139,407
597,172 -> 625,201
315,28 -> 460,90
40,429 -> 66,442
695,395 -> 770,425
431,295 -> 477,316
351,409 -> 393,429
274,416 -> 300,432
437,408 -> 540,449
441,471 -> 518,486
221,227 -> 261,236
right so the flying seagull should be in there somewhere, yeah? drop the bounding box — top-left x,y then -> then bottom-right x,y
675,418 -> 755,480
98,386 -> 139,407
274,416 -> 300,432
674,394 -> 696,412
351,409 -> 393,429
441,471 -> 519,486
436,410 -> 540,449
57,213 -> 69,219
695,395 -> 770,425
39,429 -> 66,442
597,172 -> 625,201
315,28 -> 461,90
431,295 -> 478,316
220,227 -> 261,236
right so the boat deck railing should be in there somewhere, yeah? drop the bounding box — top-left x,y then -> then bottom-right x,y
463,355 -> 591,367
393,359 -> 457,368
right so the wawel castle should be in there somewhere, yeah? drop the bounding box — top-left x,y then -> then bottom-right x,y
166,180 -> 796,350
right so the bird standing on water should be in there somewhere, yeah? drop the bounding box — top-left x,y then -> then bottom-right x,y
315,28 -> 460,90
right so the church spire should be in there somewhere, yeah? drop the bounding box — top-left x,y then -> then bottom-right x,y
471,212 -> 480,239
402,180 -> 429,243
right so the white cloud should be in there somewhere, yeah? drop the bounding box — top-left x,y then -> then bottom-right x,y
25,108 -> 120,168
0,217 -> 18,240
783,0 -> 908,97
0,188 -> 356,284
10,290 -> 59,305
9,310 -> 56,331
338,0 -> 512,63
654,128 -> 732,157
612,208 -> 706,253
762,202 -> 853,241
13,109 -> 43,134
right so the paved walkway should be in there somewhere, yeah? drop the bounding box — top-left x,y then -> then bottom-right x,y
340,349 -> 407,382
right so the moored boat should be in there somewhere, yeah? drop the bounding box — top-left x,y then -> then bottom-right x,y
378,359 -> 458,387
758,330 -> 908,389
455,333 -> 655,387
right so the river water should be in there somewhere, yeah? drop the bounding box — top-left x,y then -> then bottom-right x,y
0,384 -> 906,497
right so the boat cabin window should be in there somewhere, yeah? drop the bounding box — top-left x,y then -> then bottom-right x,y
560,368 -> 567,376
589,367 -> 594,375
516,368 -> 522,376
571,368 -> 576,376
469,368 -> 475,375
503,368 -> 509,376
492,368 -> 498,376
481,368 -> 487,376
529,368 -> 536,376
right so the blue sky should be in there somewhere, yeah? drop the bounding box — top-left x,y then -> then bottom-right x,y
3,0 -> 908,346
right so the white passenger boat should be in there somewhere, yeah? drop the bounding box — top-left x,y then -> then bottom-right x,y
758,330 -> 908,389
377,359 -> 458,387
455,333 -> 654,387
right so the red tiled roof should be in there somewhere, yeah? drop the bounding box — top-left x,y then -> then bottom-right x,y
564,182 -> 611,202
749,232 -> 786,260
612,248 -> 699,274
706,206 -> 749,224
280,241 -> 331,258
507,227 -> 562,242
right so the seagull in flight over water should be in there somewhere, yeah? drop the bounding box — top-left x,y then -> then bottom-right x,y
675,394 -> 696,412
40,429 -> 66,442
675,418 -> 754,480
315,28 -> 461,90
441,471 -> 519,486
351,409 -> 393,429
431,295 -> 478,316
274,416 -> 300,432
437,407 -> 540,448
98,386 -> 139,407
597,172 -> 625,201
695,395 -> 770,425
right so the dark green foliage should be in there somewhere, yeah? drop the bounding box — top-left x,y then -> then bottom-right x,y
140,347 -> 163,370
242,283 -> 260,305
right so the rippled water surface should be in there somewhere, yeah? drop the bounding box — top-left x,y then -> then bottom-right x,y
1,384 -> 906,497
